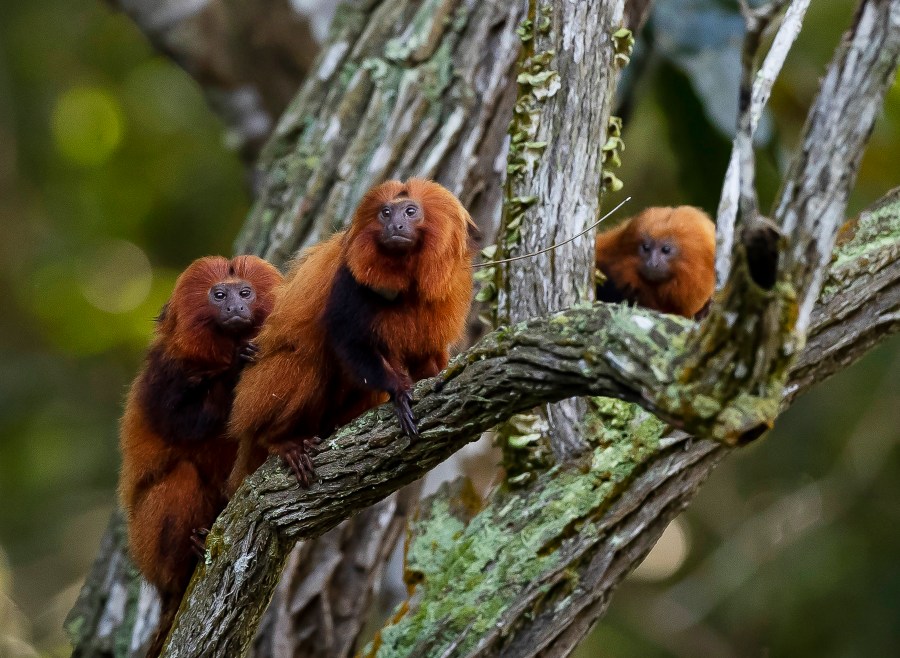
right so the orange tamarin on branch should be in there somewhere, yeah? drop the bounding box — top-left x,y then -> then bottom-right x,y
118,255 -> 282,656
594,205 -> 716,318
227,179 -> 475,490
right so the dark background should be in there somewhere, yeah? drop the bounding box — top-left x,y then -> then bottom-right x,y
0,1 -> 897,656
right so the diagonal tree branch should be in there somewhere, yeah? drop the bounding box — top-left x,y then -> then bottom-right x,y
163,184 -> 899,655
112,0 -> 325,159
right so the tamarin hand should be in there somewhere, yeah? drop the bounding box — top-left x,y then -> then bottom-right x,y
391,389 -> 419,439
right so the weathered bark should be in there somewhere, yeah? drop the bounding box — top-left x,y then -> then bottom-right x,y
716,0 -> 811,284
365,190 -> 899,658
495,0 -> 625,462
112,0 -> 325,158
239,2 -> 526,654
250,483 -> 421,658
70,2 -> 528,656
235,0 -> 527,261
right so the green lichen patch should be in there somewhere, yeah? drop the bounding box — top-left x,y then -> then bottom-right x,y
366,400 -> 667,658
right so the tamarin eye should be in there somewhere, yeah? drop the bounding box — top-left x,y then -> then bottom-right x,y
240,288 -> 252,298
641,242 -> 651,253
405,206 -> 417,217
661,245 -> 672,255
214,290 -> 226,300
381,207 -> 392,219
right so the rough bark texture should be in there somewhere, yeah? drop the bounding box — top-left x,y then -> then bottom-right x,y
250,483 -> 421,658
112,0 -> 323,158
775,0 -> 900,331
365,190 -> 899,658
495,0 -> 625,462
70,2 -> 528,656
235,0 -> 528,262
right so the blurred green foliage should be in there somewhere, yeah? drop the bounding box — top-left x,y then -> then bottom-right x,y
0,0 -> 896,656
0,0 -> 248,653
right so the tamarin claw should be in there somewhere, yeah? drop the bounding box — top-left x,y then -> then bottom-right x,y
190,528 -> 209,558
392,390 -> 419,439
239,342 -> 260,363
277,438 -> 321,488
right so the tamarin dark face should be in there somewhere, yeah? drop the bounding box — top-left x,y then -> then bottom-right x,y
209,280 -> 257,331
638,236 -> 678,283
377,197 -> 424,251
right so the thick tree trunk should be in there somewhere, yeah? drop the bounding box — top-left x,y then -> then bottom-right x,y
495,0 -> 625,463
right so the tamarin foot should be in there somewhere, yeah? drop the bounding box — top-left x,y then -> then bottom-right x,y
277,438 -> 321,488
238,342 -> 260,363
190,528 -> 209,558
392,390 -> 419,439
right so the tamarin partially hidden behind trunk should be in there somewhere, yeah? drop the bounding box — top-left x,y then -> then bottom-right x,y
595,205 -> 717,318
118,255 -> 282,657
227,179 -> 476,492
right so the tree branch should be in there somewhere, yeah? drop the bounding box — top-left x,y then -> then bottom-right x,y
495,0 -> 625,462
716,0 -> 811,284
159,0 -> 900,651
112,0 -> 323,158
363,190 -> 899,658
775,0 -> 900,332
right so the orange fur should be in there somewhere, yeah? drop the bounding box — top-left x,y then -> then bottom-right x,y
595,206 -> 716,318
228,179 -> 475,491
118,255 -> 282,656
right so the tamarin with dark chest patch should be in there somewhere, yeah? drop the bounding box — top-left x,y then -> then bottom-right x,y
595,205 -> 716,318
118,255 -> 282,656
227,179 -> 475,491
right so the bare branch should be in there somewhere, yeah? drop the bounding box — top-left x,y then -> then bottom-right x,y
716,0 -> 811,284
775,0 -> 900,332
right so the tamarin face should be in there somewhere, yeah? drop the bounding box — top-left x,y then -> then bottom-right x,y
159,255 -> 283,353
376,197 -> 425,251
637,236 -> 678,283
208,279 -> 257,332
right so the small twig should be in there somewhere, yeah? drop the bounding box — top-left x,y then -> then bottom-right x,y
472,197 -> 631,269
715,0 -> 812,285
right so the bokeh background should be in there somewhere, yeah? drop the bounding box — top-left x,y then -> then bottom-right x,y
0,0 -> 897,656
